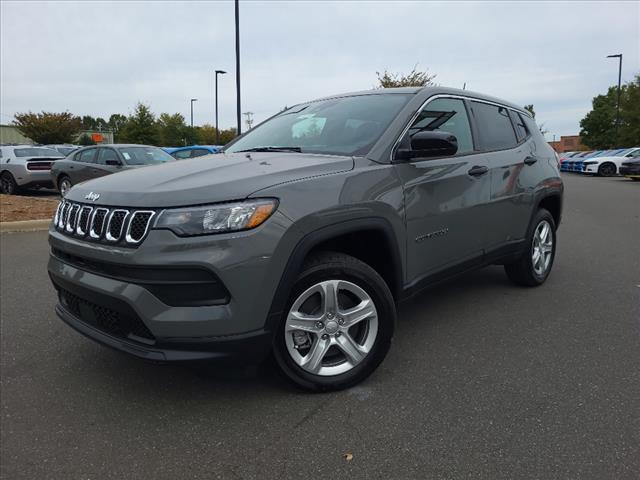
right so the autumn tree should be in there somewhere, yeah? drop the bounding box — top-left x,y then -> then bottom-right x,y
376,65 -> 437,88
13,111 -> 82,144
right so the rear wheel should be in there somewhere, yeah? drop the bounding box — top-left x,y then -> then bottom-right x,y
598,162 -> 616,177
58,176 -> 72,196
273,252 -> 395,392
504,208 -> 557,287
0,172 -> 20,195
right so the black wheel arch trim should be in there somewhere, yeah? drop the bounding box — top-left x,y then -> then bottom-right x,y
265,217 -> 403,333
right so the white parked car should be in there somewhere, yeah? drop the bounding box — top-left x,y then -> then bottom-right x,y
0,145 -> 64,194
582,147 -> 640,176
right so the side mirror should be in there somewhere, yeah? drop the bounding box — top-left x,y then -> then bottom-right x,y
106,159 -> 122,166
396,131 -> 458,160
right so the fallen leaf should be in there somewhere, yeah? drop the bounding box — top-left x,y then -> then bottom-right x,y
343,453 -> 353,461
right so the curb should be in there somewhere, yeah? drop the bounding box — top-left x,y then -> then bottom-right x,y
0,219 -> 51,233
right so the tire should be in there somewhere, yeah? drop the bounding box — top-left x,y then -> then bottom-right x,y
273,251 -> 396,392
598,162 -> 616,177
58,176 -> 72,197
504,208 -> 557,287
0,172 -> 20,195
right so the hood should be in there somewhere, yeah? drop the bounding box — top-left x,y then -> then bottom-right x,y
66,152 -> 354,207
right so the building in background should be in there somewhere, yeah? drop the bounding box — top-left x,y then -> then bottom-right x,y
548,135 -> 586,153
0,124 -> 114,145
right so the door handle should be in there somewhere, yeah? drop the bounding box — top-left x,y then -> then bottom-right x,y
467,165 -> 489,177
524,156 -> 538,165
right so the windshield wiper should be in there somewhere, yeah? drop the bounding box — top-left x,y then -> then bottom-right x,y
236,146 -> 302,153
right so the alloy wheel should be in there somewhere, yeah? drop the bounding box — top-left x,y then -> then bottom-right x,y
60,179 -> 71,197
284,279 -> 378,376
532,220 -> 553,276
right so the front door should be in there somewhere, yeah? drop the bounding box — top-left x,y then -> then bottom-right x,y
92,148 -> 123,179
394,97 -> 490,285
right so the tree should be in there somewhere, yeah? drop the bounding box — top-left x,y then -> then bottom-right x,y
580,75 -> 640,149
157,113 -> 189,146
199,124 -> 217,144
118,102 -> 158,145
375,65 -> 437,88
77,133 -> 96,146
13,111 -> 82,144
218,128 -> 237,145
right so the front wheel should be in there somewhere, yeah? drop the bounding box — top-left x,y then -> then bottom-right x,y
504,209 -> 557,286
598,163 -> 616,177
273,252 -> 396,392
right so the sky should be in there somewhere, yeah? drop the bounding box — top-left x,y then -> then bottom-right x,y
1,0 -> 638,140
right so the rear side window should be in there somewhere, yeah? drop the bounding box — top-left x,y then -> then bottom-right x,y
408,97 -> 474,155
471,101 -> 518,151
509,111 -> 529,143
75,148 -> 97,163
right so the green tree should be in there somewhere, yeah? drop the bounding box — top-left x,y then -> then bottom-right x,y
81,115 -> 96,130
375,65 -> 437,88
13,111 -> 82,144
199,124 -> 218,144
119,102 -> 158,145
522,104 -> 548,136
218,128 -> 237,144
618,74 -> 640,147
157,113 -> 189,146
77,133 -> 96,146
580,75 -> 640,149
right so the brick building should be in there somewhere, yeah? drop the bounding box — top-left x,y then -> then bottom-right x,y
548,135 -> 586,153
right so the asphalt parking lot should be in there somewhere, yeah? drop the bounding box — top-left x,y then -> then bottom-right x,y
1,174 -> 638,479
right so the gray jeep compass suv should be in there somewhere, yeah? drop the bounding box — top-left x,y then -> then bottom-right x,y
48,87 -> 563,391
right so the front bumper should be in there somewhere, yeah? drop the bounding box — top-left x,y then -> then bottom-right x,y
619,165 -> 640,176
48,210 -> 301,363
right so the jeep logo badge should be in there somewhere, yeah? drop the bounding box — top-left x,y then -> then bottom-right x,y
84,192 -> 100,202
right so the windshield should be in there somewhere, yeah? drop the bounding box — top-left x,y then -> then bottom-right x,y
117,146 -> 174,165
15,147 -> 62,157
225,94 -> 412,156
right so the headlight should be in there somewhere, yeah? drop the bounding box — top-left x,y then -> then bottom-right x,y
155,199 -> 277,236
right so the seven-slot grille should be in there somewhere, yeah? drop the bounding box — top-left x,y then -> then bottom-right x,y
54,201 -> 155,246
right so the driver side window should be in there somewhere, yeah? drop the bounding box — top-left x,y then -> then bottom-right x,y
409,98 -> 474,155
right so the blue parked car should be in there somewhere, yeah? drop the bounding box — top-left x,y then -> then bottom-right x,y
572,150 -> 602,172
562,151 -> 591,172
164,145 -> 222,159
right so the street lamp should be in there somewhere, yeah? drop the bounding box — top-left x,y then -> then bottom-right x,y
235,0 -> 241,136
215,70 -> 227,144
190,98 -> 198,128
607,53 -> 622,147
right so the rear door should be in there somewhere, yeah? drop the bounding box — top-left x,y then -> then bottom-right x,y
468,101 -> 533,251
394,96 -> 490,283
72,148 -> 98,183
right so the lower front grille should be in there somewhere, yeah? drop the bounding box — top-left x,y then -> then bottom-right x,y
58,286 -> 155,344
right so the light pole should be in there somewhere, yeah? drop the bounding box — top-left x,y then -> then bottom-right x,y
607,53 -> 622,147
190,98 -> 198,128
235,0 -> 241,136
215,70 -> 226,144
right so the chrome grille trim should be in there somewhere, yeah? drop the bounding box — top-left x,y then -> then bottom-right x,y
53,202 -> 63,226
125,211 -> 155,244
76,206 -> 94,236
65,204 -> 80,233
89,208 -> 109,239
55,201 -> 155,246
105,209 -> 130,242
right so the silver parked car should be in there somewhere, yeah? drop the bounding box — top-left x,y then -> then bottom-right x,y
46,144 -> 80,157
51,144 -> 174,196
0,145 -> 64,194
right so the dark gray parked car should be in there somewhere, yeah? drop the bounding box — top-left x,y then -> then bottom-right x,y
51,144 -> 174,196
48,87 -> 563,391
